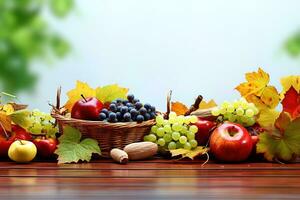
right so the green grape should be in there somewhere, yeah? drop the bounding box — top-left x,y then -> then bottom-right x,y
172,123 -> 182,132
187,131 -> 195,140
189,139 -> 198,148
184,116 -> 191,124
169,117 -> 176,124
172,132 -> 180,141
151,125 -> 158,133
221,101 -> 230,107
163,133 -> 172,142
220,107 -> 227,115
245,109 -> 254,117
168,141 -> 177,150
211,108 -> 220,116
226,105 -> 235,113
156,127 -> 165,137
148,134 -> 157,142
156,115 -> 164,125
30,123 -> 43,134
184,142 -> 192,150
163,120 -> 169,126
236,107 -> 244,116
157,138 -> 166,146
177,115 -> 185,125
228,114 -> 237,122
241,116 -> 249,123
233,100 -> 240,108
169,112 -> 177,119
180,125 -> 188,134
190,115 -> 198,123
189,125 -> 198,134
253,107 -> 259,115
223,113 -> 231,120
176,141 -> 183,149
163,125 -> 172,133
143,135 -> 150,141
179,136 -> 187,144
245,117 -> 256,127
241,102 -> 249,109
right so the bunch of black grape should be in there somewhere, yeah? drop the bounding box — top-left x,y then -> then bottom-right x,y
98,94 -> 156,123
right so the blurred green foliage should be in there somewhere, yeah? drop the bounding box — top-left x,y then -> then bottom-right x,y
0,0 -> 74,93
284,31 -> 300,58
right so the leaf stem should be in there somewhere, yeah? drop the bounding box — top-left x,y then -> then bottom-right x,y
0,121 -> 9,139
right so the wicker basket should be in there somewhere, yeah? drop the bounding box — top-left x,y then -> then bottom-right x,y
51,112 -> 155,157
51,88 -> 156,157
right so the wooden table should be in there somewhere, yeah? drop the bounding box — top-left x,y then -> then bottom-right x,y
0,158 -> 299,200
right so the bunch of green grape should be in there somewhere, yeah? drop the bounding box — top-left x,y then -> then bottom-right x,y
211,98 -> 259,127
144,112 -> 199,150
28,109 -> 58,137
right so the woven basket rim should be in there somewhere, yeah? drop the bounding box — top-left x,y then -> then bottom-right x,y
51,111 -> 155,128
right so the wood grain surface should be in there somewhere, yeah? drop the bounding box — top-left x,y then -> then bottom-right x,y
0,158 -> 299,200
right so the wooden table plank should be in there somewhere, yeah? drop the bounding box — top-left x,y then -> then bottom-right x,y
0,159 -> 299,200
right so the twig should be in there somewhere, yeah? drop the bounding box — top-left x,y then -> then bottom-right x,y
185,95 -> 203,116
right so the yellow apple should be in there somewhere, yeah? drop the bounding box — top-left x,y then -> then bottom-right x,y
8,140 -> 37,163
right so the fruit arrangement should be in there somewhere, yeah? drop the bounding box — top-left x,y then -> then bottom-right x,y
0,68 -> 299,165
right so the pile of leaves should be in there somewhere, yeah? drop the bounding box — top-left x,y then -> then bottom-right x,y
236,68 -> 300,162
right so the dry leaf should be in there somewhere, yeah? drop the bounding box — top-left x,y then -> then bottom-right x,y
0,111 -> 11,132
199,99 -> 217,109
170,146 -> 209,160
171,101 -> 188,116
235,68 -> 280,109
281,75 -> 300,94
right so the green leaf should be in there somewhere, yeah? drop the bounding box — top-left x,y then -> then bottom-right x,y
50,0 -> 74,17
170,146 -> 208,160
55,126 -> 101,164
10,109 -> 32,129
95,84 -> 129,104
257,118 -> 300,161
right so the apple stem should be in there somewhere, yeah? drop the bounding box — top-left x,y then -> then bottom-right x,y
18,139 -> 24,145
0,121 -> 9,140
81,94 -> 88,103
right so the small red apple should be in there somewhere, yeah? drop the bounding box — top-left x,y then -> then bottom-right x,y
33,137 -> 57,158
0,125 -> 32,157
209,122 -> 253,162
71,95 -> 103,120
194,118 -> 217,146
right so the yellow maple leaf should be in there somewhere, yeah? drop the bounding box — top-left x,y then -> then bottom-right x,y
95,84 -> 128,103
171,101 -> 188,116
170,146 -> 209,160
198,99 -> 217,109
235,68 -> 280,109
280,75 -> 300,98
64,81 -> 96,111
257,109 -> 280,129
0,111 -> 12,132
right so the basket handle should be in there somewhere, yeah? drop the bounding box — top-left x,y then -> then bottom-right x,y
165,90 -> 203,117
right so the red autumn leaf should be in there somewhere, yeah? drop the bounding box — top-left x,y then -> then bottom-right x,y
281,86 -> 300,119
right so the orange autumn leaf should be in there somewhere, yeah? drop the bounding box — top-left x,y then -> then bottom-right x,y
171,101 -> 188,116
198,99 -> 217,109
64,81 -> 96,111
235,68 -> 280,109
0,111 -> 11,132
281,75 -> 300,94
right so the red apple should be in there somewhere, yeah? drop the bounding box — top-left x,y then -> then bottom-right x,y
0,125 -> 32,157
71,95 -> 103,120
33,137 -> 57,158
209,122 -> 253,162
194,118 -> 217,145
